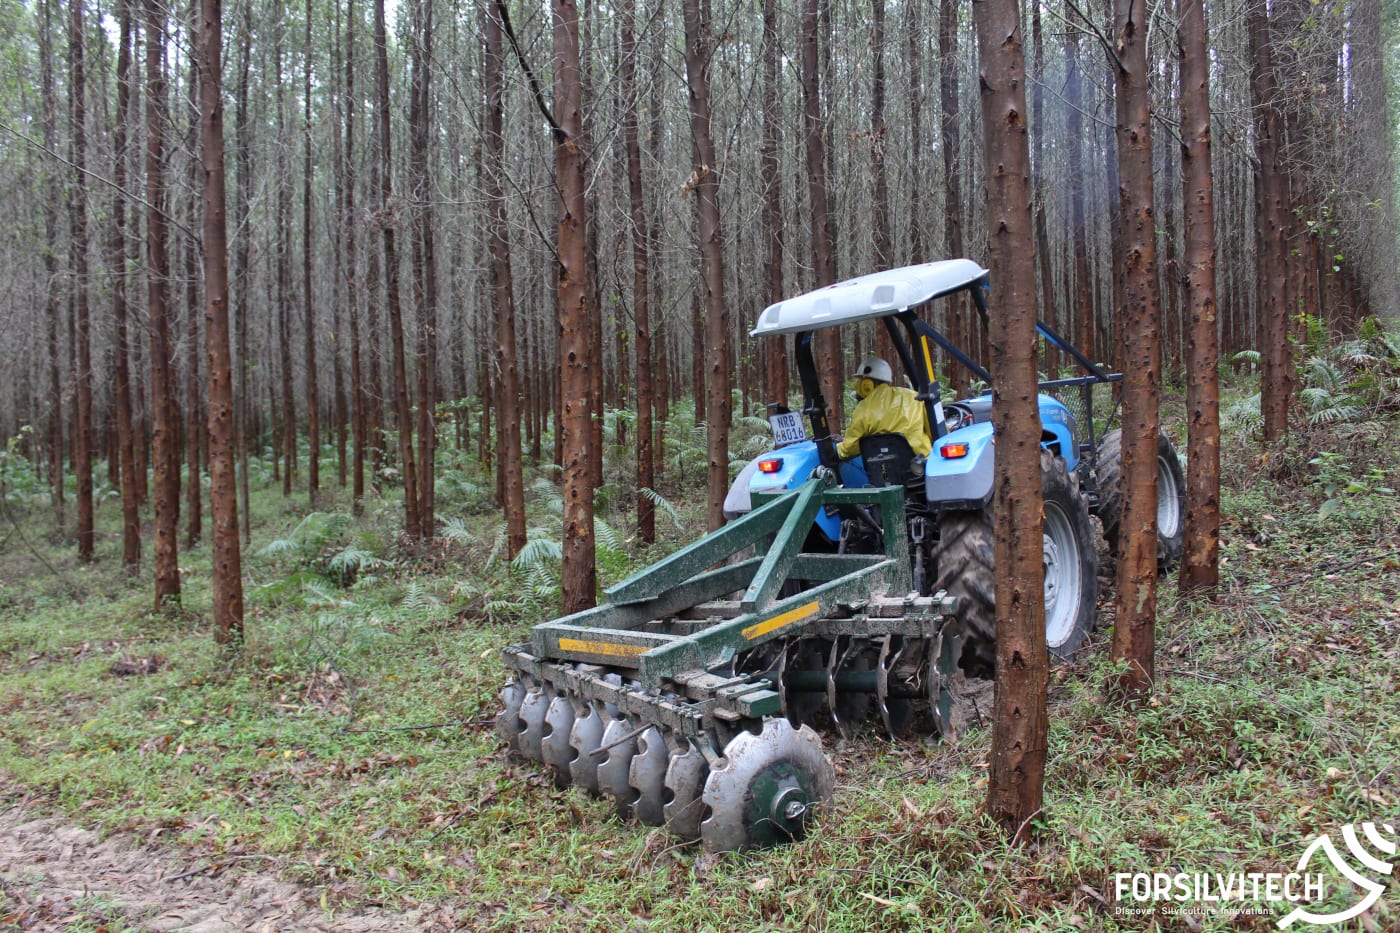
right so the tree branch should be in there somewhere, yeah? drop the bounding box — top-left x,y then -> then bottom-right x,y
494,1 -> 564,143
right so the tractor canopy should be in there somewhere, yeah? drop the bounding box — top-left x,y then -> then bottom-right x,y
751,259 -> 989,337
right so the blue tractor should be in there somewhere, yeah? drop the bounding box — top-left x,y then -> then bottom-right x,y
722,259 -> 1184,676
496,259 -> 1185,851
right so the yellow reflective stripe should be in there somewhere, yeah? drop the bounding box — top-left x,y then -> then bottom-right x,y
921,335 -> 936,385
557,638 -> 648,658
742,601 -> 821,641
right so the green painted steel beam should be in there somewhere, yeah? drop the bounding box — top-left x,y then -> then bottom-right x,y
637,558 -> 905,682
604,483 -> 813,605
740,479 -> 824,614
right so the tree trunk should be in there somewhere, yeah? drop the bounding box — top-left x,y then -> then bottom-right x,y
683,0 -> 731,533
939,0 -> 968,396
1110,0 -> 1162,700
621,0 -> 654,545
375,0 -> 421,539
146,0 -> 182,607
304,0 -> 320,504
345,0 -> 365,512
110,0 -> 140,572
233,0 -> 252,545
198,0 -> 244,645
275,25 -> 296,498
410,0 -> 436,540
551,0 -> 598,612
485,3 -> 527,557
1177,0 -> 1220,596
973,0 -> 1048,837
68,0 -> 94,563
39,0 -> 65,532
801,0 -> 841,424
1065,20 -> 1095,363
1249,1 -> 1292,443
760,0 -> 788,405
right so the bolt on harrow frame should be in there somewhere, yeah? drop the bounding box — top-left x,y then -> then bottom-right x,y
498,474 -> 960,852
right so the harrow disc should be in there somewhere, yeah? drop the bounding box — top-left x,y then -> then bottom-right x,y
567,702 -> 607,793
662,740 -> 709,842
700,718 -> 834,853
517,686 -> 550,761
629,727 -> 670,826
496,679 -> 527,755
540,694 -> 577,787
596,717 -> 641,818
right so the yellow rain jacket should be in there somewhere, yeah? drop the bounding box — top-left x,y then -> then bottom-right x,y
836,382 -> 932,460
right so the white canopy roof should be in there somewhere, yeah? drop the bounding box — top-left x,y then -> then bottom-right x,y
750,259 -> 989,336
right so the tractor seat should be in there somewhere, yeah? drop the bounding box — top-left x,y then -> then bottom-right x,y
860,433 -> 920,488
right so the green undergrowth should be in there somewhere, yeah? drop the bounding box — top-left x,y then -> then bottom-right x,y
1,386 -> 1399,931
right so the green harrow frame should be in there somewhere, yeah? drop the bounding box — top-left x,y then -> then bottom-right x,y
498,473 -> 960,852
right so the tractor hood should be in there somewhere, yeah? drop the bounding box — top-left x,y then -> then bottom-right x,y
751,259 -> 989,336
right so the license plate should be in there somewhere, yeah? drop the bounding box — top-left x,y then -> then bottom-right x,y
768,411 -> 807,447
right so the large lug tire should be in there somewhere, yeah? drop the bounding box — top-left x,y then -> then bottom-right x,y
933,450 -> 1098,678
1093,429 -> 1185,569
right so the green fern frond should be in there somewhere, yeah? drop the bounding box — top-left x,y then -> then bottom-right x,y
639,487 -> 685,530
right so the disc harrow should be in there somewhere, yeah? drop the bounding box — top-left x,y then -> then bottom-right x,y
496,479 -> 959,852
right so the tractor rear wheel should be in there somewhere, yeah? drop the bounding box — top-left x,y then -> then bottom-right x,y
932,450 -> 1098,678
1093,429 -> 1185,569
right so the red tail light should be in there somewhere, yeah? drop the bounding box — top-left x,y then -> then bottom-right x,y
940,443 -> 969,459
758,458 -> 783,474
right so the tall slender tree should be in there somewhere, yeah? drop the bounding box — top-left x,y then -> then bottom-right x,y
548,0 -> 598,612
1109,0 -> 1162,699
620,0 -> 654,545
973,0 -> 1049,836
409,0 -> 437,539
375,0 -> 421,539
146,0 -> 181,607
68,0 -> 94,563
683,0 -> 730,532
303,0 -> 320,504
110,0 -> 141,572
198,0 -> 244,644
39,0 -> 64,530
939,0 -> 968,396
801,0 -> 841,424
1178,0 -> 1220,595
760,0 -> 787,405
485,2 -> 527,557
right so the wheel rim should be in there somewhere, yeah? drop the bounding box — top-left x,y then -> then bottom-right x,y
1042,500 -> 1083,648
1157,454 -> 1182,538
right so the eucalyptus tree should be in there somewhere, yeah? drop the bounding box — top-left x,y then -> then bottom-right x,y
973,0 -> 1048,834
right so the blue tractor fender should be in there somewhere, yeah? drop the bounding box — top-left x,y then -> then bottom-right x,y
722,441 -> 869,543
924,393 -> 1079,509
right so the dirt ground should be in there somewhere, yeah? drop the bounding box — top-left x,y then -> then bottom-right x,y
0,783 -> 438,933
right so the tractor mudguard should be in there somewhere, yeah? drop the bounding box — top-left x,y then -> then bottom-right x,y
722,442 -> 869,542
924,422 -> 995,508
1036,395 -> 1079,469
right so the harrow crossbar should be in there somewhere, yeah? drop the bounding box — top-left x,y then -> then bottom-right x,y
530,480 -> 916,680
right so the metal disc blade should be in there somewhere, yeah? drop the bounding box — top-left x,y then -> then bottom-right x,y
700,719 -> 835,853
568,703 -> 606,794
517,687 -> 550,761
596,717 -> 640,818
662,741 -> 708,842
495,680 -> 526,755
540,694 -> 577,787
629,727 -> 669,826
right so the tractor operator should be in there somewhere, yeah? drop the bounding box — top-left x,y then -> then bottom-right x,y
835,357 -> 933,460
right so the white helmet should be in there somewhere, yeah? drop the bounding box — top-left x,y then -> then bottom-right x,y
851,357 -> 893,384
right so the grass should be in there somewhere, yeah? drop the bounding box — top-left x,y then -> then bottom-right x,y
1,386 -> 1399,931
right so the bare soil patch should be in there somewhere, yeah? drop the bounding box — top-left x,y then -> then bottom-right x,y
0,784 -> 441,932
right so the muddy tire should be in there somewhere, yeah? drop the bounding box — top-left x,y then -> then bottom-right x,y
933,450 -> 1098,678
1093,429 -> 1185,569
